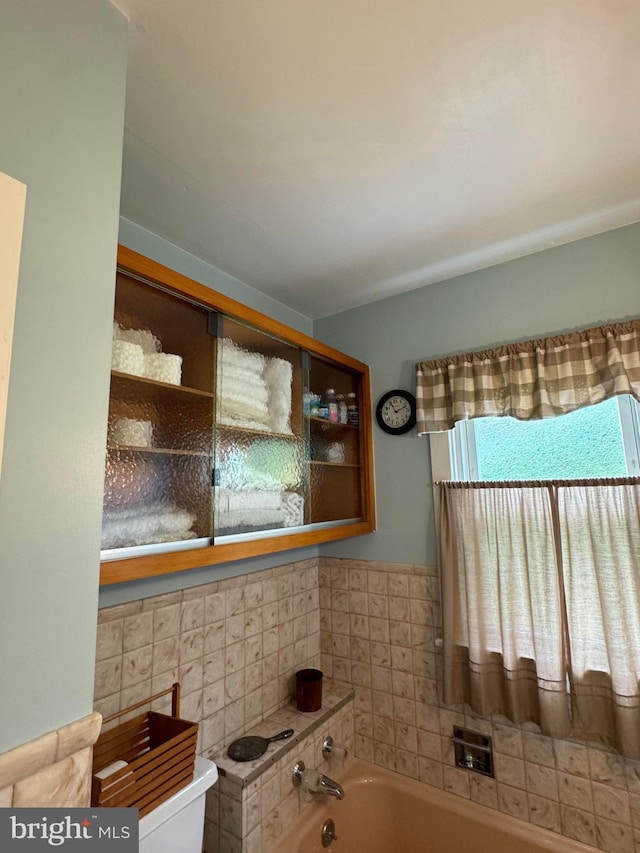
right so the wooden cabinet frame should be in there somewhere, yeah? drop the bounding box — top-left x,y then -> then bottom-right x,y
100,246 -> 376,586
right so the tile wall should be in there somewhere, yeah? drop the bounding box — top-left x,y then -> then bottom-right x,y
95,553 -> 640,853
0,712 -> 102,808
205,697 -> 354,853
319,557 -> 640,853
95,558 -> 321,765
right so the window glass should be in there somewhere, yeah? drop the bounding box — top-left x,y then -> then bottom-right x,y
466,396 -> 631,480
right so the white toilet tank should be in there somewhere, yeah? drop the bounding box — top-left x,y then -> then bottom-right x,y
139,756 -> 218,852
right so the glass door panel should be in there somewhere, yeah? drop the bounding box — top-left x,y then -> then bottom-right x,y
306,355 -> 363,524
102,273 -> 216,558
214,316 -> 305,538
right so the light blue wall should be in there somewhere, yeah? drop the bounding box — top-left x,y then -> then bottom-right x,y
315,222 -> 640,567
119,219 -> 313,337
0,0 -> 128,751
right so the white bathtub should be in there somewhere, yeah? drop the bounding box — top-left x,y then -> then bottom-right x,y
275,759 -> 596,853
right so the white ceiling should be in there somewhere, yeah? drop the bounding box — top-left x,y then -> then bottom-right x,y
113,0 -> 640,319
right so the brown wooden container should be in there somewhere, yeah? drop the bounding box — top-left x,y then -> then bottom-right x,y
91,683 -> 197,818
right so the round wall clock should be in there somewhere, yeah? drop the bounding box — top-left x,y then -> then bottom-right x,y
375,389 -> 417,435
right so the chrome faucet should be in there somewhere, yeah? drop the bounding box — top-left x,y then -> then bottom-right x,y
292,761 -> 345,799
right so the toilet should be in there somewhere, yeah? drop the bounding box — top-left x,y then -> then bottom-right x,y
139,756 -> 218,852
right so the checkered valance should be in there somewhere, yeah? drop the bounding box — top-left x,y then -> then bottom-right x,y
416,320 -> 640,434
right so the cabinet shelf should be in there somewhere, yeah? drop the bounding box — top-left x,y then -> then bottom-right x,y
216,423 -> 300,441
111,370 -> 215,400
307,415 -> 359,430
107,445 -> 212,457
309,460 -> 360,468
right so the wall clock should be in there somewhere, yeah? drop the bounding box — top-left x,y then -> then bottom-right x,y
375,389 -> 417,435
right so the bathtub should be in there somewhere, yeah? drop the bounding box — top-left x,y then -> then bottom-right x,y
276,759 -> 596,853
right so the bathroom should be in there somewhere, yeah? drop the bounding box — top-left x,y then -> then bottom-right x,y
2,2 -> 640,852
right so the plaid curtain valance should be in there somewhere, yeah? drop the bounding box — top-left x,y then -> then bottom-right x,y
416,320 -> 640,434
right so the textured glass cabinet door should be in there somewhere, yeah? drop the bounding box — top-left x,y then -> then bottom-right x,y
213,316 -> 305,540
306,354 -> 363,524
102,273 -> 216,559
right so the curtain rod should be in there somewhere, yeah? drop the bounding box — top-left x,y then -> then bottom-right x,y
434,477 -> 640,488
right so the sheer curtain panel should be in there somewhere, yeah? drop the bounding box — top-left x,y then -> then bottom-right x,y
439,479 -> 640,758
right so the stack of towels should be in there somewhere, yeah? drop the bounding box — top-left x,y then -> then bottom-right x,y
112,323 -> 182,385
215,338 -> 303,534
102,502 -> 196,550
218,338 -> 293,434
215,489 -> 305,534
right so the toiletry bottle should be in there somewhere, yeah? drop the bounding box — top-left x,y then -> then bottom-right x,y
337,393 -> 348,424
326,388 -> 339,422
347,392 -> 359,426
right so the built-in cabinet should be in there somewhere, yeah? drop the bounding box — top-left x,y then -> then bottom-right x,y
100,247 -> 375,585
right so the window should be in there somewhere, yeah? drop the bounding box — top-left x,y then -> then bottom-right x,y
433,401 -> 640,758
445,395 -> 640,482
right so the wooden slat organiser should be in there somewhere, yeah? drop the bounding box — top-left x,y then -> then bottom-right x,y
91,682 -> 198,818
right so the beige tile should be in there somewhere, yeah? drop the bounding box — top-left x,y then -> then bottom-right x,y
140,591 -> 182,611
13,747 -> 91,808
554,739 -> 589,778
180,627 -> 204,664
95,619 -> 123,661
418,758 -> 444,788
152,636 -> 179,676
205,592 -> 226,625
498,783 -> 529,820
181,597 -> 205,632
590,747 -> 628,789
526,763 -> 559,800
55,712 -> 102,762
179,659 -> 203,696
205,620 -> 226,654
153,603 -> 181,640
203,679 -> 225,717
123,611 -> 154,651
94,655 -> 122,700
0,785 -> 12,806
496,753 -> 526,790
493,723 -> 524,758
528,794 -> 561,833
204,649 -> 225,686
121,644 -> 153,688
0,731 -> 58,790
595,816 -> 635,853
443,766 -> 470,798
98,601 -> 142,623
523,731 -> 555,768
593,782 -> 632,825
560,805 -> 597,847
558,771 -> 593,810
367,571 -> 388,594
469,774 -> 499,809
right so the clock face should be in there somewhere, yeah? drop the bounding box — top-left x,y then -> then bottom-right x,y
376,389 -> 417,434
381,395 -> 413,428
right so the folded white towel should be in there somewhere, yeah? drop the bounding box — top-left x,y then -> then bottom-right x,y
114,323 -> 161,354
282,491 -> 305,527
217,489 -> 283,512
220,338 -> 266,373
215,508 -> 285,530
263,357 -> 293,434
102,503 -> 196,549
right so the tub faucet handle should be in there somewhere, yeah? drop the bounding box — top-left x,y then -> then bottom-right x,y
322,735 -> 348,761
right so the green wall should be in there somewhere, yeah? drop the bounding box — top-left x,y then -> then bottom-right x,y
0,0 -> 127,752
315,222 -> 640,567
